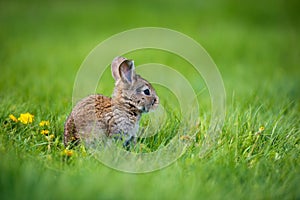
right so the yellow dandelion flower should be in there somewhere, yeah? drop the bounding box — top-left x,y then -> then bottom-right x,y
18,112 -> 34,124
63,149 -> 74,157
255,126 -> 265,136
259,126 -> 265,132
9,114 -> 18,122
39,120 -> 50,127
41,129 -> 50,135
45,134 -> 55,141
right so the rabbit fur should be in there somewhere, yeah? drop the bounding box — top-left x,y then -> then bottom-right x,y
64,56 -> 159,148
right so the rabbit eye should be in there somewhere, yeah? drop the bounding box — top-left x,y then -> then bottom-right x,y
143,89 -> 150,96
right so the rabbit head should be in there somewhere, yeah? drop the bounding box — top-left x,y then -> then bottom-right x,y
111,56 -> 159,113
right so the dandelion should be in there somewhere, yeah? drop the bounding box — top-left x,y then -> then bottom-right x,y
259,126 -> 265,132
9,114 -> 18,122
63,149 -> 74,157
18,112 -> 34,124
39,120 -> 50,127
41,129 -> 50,135
255,125 -> 265,136
45,134 -> 55,141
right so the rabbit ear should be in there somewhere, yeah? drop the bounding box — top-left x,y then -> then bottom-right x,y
111,56 -> 135,84
119,59 -> 135,84
111,56 -> 127,81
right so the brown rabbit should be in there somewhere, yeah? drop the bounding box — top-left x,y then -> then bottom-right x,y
64,56 -> 159,148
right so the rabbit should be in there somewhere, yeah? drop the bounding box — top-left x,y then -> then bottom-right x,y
64,56 -> 159,148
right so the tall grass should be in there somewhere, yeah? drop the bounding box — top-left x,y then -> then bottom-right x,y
1,0 -> 299,199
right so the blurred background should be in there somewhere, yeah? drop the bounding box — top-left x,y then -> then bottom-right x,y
1,0 -> 299,107
0,0 -> 299,199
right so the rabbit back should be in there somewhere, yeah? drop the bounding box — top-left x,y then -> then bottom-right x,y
64,94 -> 113,146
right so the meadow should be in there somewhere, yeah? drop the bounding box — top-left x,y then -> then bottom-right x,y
0,0 -> 299,199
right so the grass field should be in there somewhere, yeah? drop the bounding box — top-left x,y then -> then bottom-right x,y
1,0 -> 300,199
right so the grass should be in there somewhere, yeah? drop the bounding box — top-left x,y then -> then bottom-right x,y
1,0 -> 300,199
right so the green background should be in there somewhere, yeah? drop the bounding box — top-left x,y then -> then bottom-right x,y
0,0 -> 299,199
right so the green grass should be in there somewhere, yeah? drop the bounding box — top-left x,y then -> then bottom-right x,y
1,0 -> 300,199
